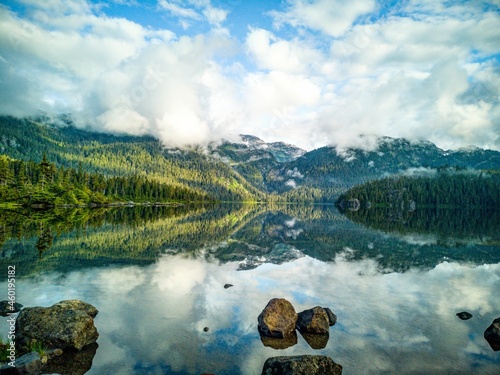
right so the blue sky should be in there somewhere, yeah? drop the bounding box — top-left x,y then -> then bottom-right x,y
0,0 -> 499,151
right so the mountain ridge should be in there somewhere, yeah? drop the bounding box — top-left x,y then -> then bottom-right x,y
1,115 -> 499,202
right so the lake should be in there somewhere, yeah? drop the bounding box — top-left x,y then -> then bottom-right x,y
1,204 -> 499,374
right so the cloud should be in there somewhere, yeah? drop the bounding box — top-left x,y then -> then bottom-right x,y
158,0 -> 228,28
270,0 -> 376,37
245,28 -> 322,74
0,0 -> 499,151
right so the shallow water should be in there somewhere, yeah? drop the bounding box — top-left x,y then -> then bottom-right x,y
1,204 -> 499,374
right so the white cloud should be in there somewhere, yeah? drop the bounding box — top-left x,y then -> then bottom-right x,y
158,0 -> 201,20
271,0 -> 376,37
0,0 -> 499,151
158,0 -> 228,28
246,28 -> 322,74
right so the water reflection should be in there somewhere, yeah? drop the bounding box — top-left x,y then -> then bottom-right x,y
1,252 -> 499,374
0,204 -> 499,374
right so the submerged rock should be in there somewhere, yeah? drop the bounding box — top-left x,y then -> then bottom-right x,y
456,311 -> 473,320
299,332 -> 329,349
260,330 -> 298,350
15,300 -> 99,355
261,355 -> 342,375
484,317 -> 500,351
0,352 -> 41,375
258,298 -> 297,338
296,306 -> 330,335
42,343 -> 98,375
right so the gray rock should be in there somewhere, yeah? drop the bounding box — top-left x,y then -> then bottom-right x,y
0,301 -> 23,316
484,317 -> 500,351
456,311 -> 473,320
258,298 -> 297,338
15,300 -> 99,355
261,355 -> 342,375
324,307 -> 337,326
296,306 -> 330,335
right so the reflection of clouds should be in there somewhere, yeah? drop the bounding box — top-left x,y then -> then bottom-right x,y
1,254 -> 498,374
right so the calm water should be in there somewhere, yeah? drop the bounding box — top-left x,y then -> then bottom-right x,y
1,204 -> 499,374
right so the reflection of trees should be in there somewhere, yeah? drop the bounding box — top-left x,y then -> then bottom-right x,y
0,204 -> 263,279
1,204 -> 499,279
36,224 -> 53,258
340,207 -> 500,243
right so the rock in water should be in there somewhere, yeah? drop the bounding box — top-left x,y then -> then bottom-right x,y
0,300 -> 23,316
323,307 -> 337,326
15,300 -> 99,355
456,311 -> 473,320
261,355 -> 342,375
258,298 -> 297,338
296,306 -> 330,335
484,317 -> 500,351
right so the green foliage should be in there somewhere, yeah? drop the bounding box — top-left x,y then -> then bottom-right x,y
0,336 -> 9,362
0,154 -> 212,206
336,170 -> 500,209
0,116 -> 262,202
28,340 -> 47,356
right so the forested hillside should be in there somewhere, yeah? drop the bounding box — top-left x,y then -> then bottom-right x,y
266,138 -> 500,194
2,115 -> 500,204
0,115 -> 263,202
336,170 -> 500,209
0,154 -> 211,206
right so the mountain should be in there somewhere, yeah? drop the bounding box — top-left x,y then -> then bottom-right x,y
1,115 -> 500,202
0,115 -> 264,202
207,134 -> 305,192
264,137 -> 500,195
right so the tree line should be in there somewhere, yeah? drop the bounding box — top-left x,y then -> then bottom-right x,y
336,170 -> 500,208
0,154 -> 212,207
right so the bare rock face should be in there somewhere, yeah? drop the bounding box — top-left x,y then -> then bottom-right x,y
261,355 -> 342,375
258,298 -> 298,338
15,300 -> 99,355
296,306 -> 330,335
484,317 -> 500,351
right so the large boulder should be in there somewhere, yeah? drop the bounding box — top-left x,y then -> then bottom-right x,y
15,300 -> 99,355
296,306 -> 330,335
484,317 -> 500,351
261,355 -> 342,375
258,298 -> 297,338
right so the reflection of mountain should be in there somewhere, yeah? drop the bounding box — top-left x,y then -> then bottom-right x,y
1,204 -> 499,278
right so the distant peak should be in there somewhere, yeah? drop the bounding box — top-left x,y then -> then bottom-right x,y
239,134 -> 264,144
